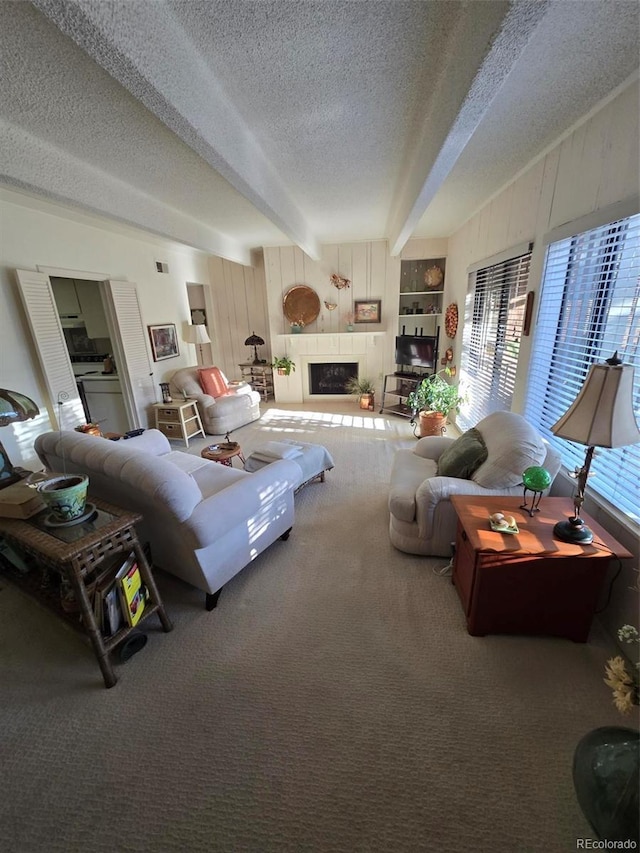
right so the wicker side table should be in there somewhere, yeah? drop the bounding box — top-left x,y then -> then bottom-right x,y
0,497 -> 173,688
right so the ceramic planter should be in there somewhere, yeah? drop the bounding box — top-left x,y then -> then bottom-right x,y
418,410 -> 446,437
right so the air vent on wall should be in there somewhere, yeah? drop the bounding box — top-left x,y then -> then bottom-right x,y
155,261 -> 169,274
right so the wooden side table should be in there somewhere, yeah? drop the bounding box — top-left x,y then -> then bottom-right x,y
201,442 -> 246,467
238,363 -> 273,401
153,400 -> 205,447
0,497 -> 173,688
450,496 -> 632,642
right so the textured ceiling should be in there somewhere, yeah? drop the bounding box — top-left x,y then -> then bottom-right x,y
1,0 -> 638,264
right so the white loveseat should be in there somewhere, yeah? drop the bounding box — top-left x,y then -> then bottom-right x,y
35,430 -> 298,609
388,411 -> 562,557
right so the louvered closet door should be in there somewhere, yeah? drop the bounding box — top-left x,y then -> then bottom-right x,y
104,280 -> 155,428
15,269 -> 85,429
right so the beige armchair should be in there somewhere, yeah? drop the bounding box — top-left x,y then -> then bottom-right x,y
170,365 -> 261,435
388,411 -> 562,556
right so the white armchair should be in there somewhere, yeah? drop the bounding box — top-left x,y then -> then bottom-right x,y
170,365 -> 261,435
388,411 -> 562,556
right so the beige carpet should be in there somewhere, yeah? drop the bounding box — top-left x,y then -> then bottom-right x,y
0,403 -> 634,852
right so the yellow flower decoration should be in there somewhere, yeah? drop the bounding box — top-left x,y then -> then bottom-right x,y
604,656 -> 638,715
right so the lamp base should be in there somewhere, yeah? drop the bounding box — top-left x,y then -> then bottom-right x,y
553,516 -> 594,545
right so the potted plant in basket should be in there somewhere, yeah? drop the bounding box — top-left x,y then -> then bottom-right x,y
345,376 -> 376,411
406,368 -> 465,436
271,356 -> 296,376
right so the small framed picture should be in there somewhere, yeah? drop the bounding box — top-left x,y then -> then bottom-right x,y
354,300 -> 381,324
148,323 -> 180,361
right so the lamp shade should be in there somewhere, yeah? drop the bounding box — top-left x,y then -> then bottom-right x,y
0,389 -> 40,427
244,332 -> 265,347
551,359 -> 640,448
184,324 -> 211,346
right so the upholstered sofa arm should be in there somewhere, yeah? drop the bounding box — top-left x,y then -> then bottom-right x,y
228,383 -> 254,398
414,476 -> 521,539
413,435 -> 455,461
187,459 -> 299,547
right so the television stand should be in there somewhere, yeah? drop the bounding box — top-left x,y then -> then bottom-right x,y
380,373 -> 423,418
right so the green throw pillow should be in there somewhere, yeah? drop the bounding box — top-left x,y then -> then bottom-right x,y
436,428 -> 488,479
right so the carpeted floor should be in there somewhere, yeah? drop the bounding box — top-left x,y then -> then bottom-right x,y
0,403 -> 634,852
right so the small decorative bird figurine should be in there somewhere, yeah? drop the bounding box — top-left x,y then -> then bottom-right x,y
330,273 -> 350,290
324,300 -> 337,311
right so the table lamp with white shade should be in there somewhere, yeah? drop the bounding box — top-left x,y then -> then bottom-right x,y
184,324 -> 211,363
551,352 -> 640,544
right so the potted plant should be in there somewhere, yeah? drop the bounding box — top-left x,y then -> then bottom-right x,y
271,356 -> 296,376
406,369 -> 465,436
345,376 -> 376,410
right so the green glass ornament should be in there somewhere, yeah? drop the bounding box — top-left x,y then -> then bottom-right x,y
522,466 -> 552,491
520,466 -> 552,516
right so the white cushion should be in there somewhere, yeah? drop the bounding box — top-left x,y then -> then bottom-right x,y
251,441 -> 304,460
472,411 -> 546,489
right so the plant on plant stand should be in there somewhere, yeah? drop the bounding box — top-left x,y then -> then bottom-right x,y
271,356 -> 296,376
406,368 -> 465,436
345,376 -> 376,411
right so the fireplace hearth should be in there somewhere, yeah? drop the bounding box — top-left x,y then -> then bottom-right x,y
309,362 -> 358,395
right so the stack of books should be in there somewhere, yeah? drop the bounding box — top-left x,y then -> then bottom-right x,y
92,552 -> 148,637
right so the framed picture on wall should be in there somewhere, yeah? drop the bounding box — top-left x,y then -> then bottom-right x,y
148,323 -> 180,361
353,300 -> 381,324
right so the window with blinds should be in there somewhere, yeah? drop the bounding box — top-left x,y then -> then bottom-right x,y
458,248 -> 532,431
524,213 -> 640,523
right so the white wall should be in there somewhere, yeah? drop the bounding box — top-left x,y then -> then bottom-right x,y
207,252 -> 270,381
0,189 -> 211,468
445,79 -> 640,637
446,79 -> 639,414
262,241 -> 401,400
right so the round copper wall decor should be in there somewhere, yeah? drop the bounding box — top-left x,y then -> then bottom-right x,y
283,285 -> 321,327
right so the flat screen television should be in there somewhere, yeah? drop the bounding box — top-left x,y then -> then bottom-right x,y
395,335 -> 437,370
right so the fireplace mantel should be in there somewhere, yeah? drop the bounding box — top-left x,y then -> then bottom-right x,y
272,332 -> 389,403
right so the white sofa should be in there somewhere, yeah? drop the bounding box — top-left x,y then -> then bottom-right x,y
35,430 -> 298,609
389,411 -> 562,557
169,366 -> 261,435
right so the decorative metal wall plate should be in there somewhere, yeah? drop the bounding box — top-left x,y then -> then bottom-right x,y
424,266 -> 444,290
283,285 -> 321,327
445,303 -> 459,338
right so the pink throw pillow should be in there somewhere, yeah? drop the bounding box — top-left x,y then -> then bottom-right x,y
198,367 -> 230,398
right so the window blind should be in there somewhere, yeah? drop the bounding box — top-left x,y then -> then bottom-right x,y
524,213 -> 640,523
458,250 -> 532,431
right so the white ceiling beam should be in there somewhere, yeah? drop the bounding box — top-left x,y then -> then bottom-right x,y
387,0 -> 551,257
31,0 -> 321,260
1,119 -> 251,265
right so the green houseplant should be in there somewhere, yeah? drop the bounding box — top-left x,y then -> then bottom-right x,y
271,356 -> 296,376
345,376 -> 376,410
406,369 -> 465,436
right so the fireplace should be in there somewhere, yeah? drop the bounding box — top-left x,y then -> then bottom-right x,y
309,362 -> 358,395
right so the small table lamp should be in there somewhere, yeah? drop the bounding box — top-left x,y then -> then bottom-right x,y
0,388 -> 40,489
184,324 -> 211,363
550,352 -> 640,543
244,332 -> 265,365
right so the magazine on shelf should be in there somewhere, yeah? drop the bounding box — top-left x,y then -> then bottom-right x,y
116,554 -> 147,627
103,585 -> 123,636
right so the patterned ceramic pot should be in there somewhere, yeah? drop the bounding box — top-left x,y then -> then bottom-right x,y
37,474 -> 89,521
